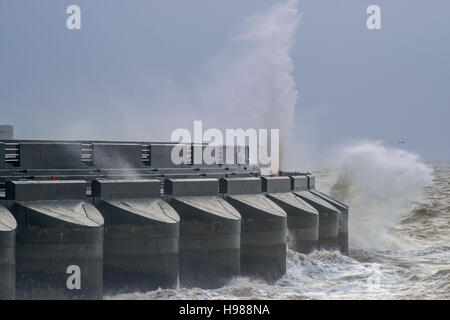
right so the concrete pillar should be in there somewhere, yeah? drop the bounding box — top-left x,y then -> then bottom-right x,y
92,179 -> 180,294
262,176 -> 319,254
310,189 -> 349,255
291,176 -> 340,250
220,177 -> 287,282
0,206 -> 16,300
164,178 -> 241,289
0,143 -> 5,169
6,180 -> 104,299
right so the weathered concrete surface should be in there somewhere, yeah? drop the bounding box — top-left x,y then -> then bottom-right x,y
92,179 -> 161,199
290,175 -> 309,191
0,143 -> 5,169
221,177 -> 287,281
151,143 -> 191,168
219,177 -> 261,195
6,180 -> 104,300
261,176 -> 291,194
267,192 -> 319,254
6,180 -> 87,201
165,178 -> 218,196
165,178 -> 241,289
263,176 -> 318,254
18,143 -> 83,169
293,190 -> 340,250
308,175 -> 316,189
0,206 -> 16,300
93,179 -> 180,294
92,143 -> 143,169
310,190 -> 349,255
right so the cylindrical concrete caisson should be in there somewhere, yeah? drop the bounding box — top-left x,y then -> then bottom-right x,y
291,176 -> 340,250
262,177 -> 319,254
310,189 -> 349,255
6,180 -> 104,300
221,177 -> 287,282
165,178 -> 241,289
93,179 -> 179,294
0,206 -> 16,300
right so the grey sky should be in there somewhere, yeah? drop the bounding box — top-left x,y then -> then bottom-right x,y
0,0 -> 449,160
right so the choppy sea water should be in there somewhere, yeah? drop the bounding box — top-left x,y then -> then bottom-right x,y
110,162 -> 450,300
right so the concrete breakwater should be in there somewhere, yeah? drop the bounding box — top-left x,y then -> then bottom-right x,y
93,179 -> 180,294
6,180 -> 104,299
0,176 -> 348,299
0,141 -> 348,299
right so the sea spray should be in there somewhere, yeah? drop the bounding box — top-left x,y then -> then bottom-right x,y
70,0 -> 303,178
165,0 -> 301,171
109,163 -> 450,300
61,0 -> 302,171
329,141 -> 433,249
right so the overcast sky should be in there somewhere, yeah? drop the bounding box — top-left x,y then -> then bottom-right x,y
1,0 -> 449,160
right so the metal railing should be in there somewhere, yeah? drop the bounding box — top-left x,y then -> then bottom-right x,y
4,143 -> 19,167
81,143 -> 93,166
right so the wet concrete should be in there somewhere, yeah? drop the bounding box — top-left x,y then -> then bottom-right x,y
93,179 -> 180,294
7,180 -> 104,300
0,205 -> 16,300
165,178 -> 241,289
221,177 -> 287,281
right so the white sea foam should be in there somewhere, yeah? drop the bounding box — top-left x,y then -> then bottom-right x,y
109,162 -> 449,300
329,141 -> 433,249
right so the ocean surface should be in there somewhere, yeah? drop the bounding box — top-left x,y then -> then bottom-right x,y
110,161 -> 449,300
